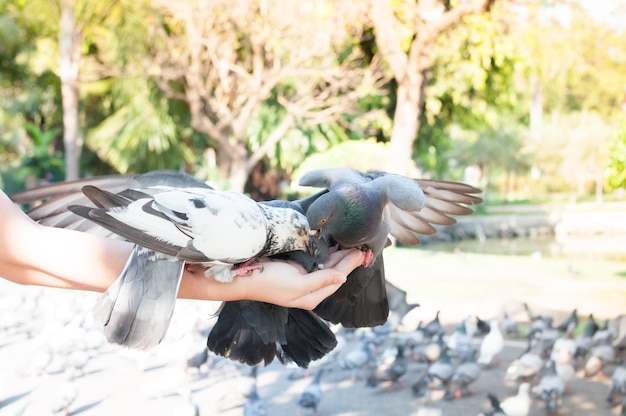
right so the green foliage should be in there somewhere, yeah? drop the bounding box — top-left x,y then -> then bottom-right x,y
607,122 -> 626,189
416,11 -> 521,176
86,77 -> 195,173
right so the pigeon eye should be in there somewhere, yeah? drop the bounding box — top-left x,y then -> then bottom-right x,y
319,218 -> 328,226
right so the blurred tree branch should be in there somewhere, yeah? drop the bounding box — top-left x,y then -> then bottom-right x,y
147,0 -> 384,191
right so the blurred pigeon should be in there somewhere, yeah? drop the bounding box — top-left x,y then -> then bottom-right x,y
523,302 -> 541,322
412,347 -> 454,397
585,335 -> 615,377
425,347 -> 455,387
366,344 -> 408,390
413,332 -> 445,364
443,350 -> 481,400
297,370 -> 324,416
385,280 -> 420,323
479,393 -> 507,416
575,314 -> 600,359
607,362 -> 626,406
243,374 -> 267,416
51,369 -> 78,416
185,345 -> 209,375
478,320 -> 504,367
501,311 -> 520,337
422,311 -> 444,339
499,382 -> 531,416
505,340 -> 543,382
609,314 -> 626,350
553,342 -> 576,388
446,322 -> 473,362
326,337 -> 376,379
555,308 -> 578,333
532,359 -> 565,415
300,168 -> 482,327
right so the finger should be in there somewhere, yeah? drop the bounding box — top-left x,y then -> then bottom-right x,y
322,248 -> 364,269
295,282 -> 344,310
324,249 -> 365,272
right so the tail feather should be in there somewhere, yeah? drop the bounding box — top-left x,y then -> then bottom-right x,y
93,245 -> 184,350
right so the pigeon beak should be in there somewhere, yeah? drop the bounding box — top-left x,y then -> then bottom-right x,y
309,229 -> 321,239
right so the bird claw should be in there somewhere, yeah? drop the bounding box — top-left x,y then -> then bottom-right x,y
362,249 -> 374,267
232,263 -> 264,276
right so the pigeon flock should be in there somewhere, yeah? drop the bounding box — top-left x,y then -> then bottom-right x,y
1,281 -> 625,415
3,167 -> 625,415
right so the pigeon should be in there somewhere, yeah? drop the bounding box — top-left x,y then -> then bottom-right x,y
299,168 -> 482,327
385,280 -> 420,324
505,340 -> 544,382
243,374 -> 267,416
446,321 -> 474,362
532,359 -> 565,415
555,308 -> 578,333
422,310 -> 445,339
297,370 -> 324,416
477,320 -> 504,367
326,338 -> 376,375
499,382 -> 531,416
412,347 -> 454,397
67,185 -> 315,282
185,345 -> 209,375
501,311 -> 520,337
585,335 -> 615,377
425,347 -> 455,387
443,350 -> 481,400
523,302 -> 541,322
575,314 -> 600,359
366,344 -> 408,390
51,369 -> 78,416
479,393 -> 507,416
607,362 -> 626,406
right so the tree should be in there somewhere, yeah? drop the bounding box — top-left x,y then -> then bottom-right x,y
369,0 -> 496,176
148,0 -> 382,191
59,0 -> 82,180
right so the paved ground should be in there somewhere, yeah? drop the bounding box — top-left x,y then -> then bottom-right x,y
1,247 -> 625,416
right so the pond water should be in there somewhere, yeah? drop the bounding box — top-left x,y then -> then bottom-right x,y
419,235 -> 626,262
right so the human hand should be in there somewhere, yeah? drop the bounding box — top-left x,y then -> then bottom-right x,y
236,248 -> 366,310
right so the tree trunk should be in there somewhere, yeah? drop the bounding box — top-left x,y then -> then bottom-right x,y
385,76 -> 424,175
59,0 -> 82,180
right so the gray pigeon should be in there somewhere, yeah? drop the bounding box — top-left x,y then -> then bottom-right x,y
532,359 -> 565,415
607,362 -> 626,406
297,369 -> 324,416
299,168 -> 482,327
443,350 -> 481,400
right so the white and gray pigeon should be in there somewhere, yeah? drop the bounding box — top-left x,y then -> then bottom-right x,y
10,171 -> 335,368
299,168 -> 482,328
499,382 -> 531,416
